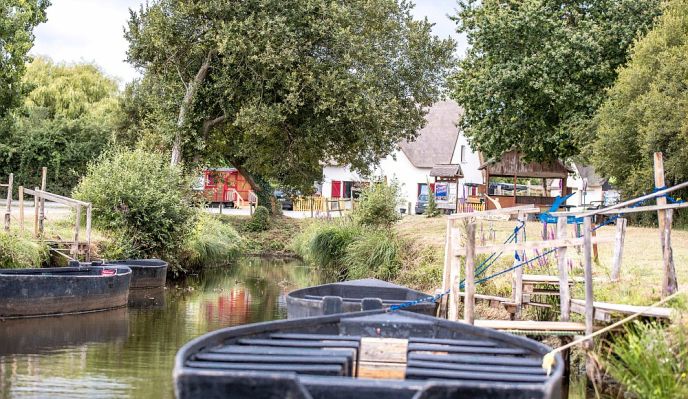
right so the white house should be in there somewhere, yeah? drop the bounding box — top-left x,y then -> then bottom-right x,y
320,100 -> 485,213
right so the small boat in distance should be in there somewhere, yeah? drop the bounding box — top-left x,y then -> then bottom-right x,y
0,265 -> 131,319
73,259 -> 168,289
174,310 -> 563,399
287,278 -> 437,318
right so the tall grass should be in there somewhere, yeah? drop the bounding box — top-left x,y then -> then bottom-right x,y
291,220 -> 360,279
0,231 -> 49,268
603,321 -> 688,399
344,229 -> 402,280
181,214 -> 244,269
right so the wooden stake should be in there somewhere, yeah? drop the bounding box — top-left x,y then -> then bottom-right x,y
33,187 -> 39,238
440,219 -> 453,318
663,210 -> 677,296
325,199 -> 330,218
18,186 -> 24,232
4,173 -> 12,231
654,152 -> 678,297
39,167 -> 47,236
72,205 -> 81,257
591,225 -> 599,262
556,217 -> 570,321
583,216 -> 594,349
448,225 -> 462,321
85,204 -> 92,261
610,218 -> 627,282
512,211 -> 526,319
464,223 -> 476,325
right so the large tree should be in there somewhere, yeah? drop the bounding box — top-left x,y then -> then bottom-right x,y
0,57 -> 121,195
450,0 -> 661,163
0,0 -> 49,119
124,0 -> 455,191
593,0 -> 688,197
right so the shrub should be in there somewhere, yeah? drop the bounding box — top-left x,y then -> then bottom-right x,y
292,220 -> 360,278
181,213 -> 243,268
344,230 -> 402,280
603,321 -> 688,399
0,231 -> 49,268
353,182 -> 401,228
245,205 -> 270,232
73,149 -> 196,267
424,186 -> 440,217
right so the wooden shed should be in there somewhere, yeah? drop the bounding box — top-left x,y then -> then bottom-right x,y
479,151 -> 572,210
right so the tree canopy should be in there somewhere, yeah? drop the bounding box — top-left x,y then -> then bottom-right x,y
450,0 -> 661,163
593,0 -> 688,197
0,57 -> 121,194
0,0 -> 49,119
123,0 -> 455,191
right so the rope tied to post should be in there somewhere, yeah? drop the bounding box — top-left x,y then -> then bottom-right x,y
541,289 -> 686,376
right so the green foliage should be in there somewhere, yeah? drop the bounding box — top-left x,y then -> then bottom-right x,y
0,57 -> 121,195
451,0 -> 661,162
394,245 -> 443,292
424,186 -> 439,218
123,0 -> 455,191
0,0 -> 49,119
291,220 -> 361,279
593,0 -> 688,201
73,149 -> 196,268
604,321 -> 688,399
353,182 -> 401,228
181,213 -> 243,268
343,230 -> 402,281
245,206 -> 270,232
0,231 -> 48,268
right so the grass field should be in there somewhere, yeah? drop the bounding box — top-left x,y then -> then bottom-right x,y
395,214 -> 687,306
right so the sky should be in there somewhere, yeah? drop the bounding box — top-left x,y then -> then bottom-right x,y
32,0 -> 465,85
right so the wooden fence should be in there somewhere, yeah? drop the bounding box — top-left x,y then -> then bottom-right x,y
292,196 -> 355,216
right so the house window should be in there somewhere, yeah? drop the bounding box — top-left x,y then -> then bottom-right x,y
343,181 -> 353,198
460,145 -> 466,163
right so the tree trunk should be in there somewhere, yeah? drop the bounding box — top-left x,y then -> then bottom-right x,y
170,51 -> 213,166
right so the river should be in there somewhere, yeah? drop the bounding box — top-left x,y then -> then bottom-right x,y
0,257 -> 588,399
0,257 -> 323,399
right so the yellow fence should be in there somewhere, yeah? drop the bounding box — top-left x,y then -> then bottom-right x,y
292,197 -> 355,213
456,202 -> 486,213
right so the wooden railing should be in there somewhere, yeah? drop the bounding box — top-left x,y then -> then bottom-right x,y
455,202 -> 486,213
292,196 -> 355,216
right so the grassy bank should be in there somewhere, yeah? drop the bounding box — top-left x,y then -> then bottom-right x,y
219,214 -> 305,257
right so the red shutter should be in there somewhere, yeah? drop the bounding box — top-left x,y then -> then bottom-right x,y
331,181 -> 342,198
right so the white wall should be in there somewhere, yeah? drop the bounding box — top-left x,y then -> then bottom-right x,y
377,150 -> 432,210
320,165 -> 365,198
450,133 -> 484,199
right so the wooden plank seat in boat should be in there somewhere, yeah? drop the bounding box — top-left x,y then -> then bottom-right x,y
405,367 -> 549,383
408,352 -> 542,367
407,342 -> 528,356
237,338 -> 360,349
270,333 -> 361,341
185,361 -> 345,375
303,295 -> 408,304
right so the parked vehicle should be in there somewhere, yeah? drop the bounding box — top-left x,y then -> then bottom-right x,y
415,193 -> 429,214
174,309 -> 563,399
274,190 -> 294,210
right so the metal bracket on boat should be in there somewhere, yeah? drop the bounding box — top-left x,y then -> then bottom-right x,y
322,296 -> 343,315
361,298 -> 383,311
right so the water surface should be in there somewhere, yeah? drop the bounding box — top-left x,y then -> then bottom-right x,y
0,257 -> 322,399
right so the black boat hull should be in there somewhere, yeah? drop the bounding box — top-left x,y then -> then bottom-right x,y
104,259 -> 168,289
0,266 -> 131,318
287,279 -> 437,318
174,310 -> 563,399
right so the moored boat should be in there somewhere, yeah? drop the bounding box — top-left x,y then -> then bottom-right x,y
174,310 -> 563,399
74,258 -> 168,289
287,278 -> 437,318
0,265 -> 131,318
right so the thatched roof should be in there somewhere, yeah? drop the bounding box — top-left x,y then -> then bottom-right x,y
430,164 -> 462,178
399,100 -> 463,168
574,163 -> 610,188
479,151 -> 572,178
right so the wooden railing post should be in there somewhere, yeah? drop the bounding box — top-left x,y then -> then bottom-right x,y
18,186 -> 24,232
85,204 -> 92,261
4,173 -> 12,231
464,223 -> 477,325
39,167 -> 47,236
663,210 -> 676,295
447,222 -> 462,321
71,205 -> 81,257
33,187 -> 39,238
654,152 -> 678,296
610,218 -> 627,282
583,216 -> 594,347
512,211 -> 526,319
556,217 -> 570,321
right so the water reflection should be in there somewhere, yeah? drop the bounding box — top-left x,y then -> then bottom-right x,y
0,257 -> 322,399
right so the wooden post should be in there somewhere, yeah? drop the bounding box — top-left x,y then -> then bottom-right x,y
583,216 -> 594,348
18,186 -> 24,232
448,224 -> 462,321
4,173 -> 12,231
325,199 -> 330,218
610,218 -> 627,282
85,204 -> 92,261
72,205 -> 81,257
38,167 -> 47,236
654,152 -> 678,297
33,187 -> 39,238
310,198 -> 314,218
464,223 -> 476,325
512,211 -> 526,319
663,210 -> 677,296
556,217 -> 571,321
440,219 -> 453,318
591,225 -> 599,262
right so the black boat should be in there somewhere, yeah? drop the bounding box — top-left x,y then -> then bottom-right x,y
73,259 -> 168,289
174,310 -> 563,399
128,286 -> 166,308
0,265 -> 131,318
287,278 -> 437,318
